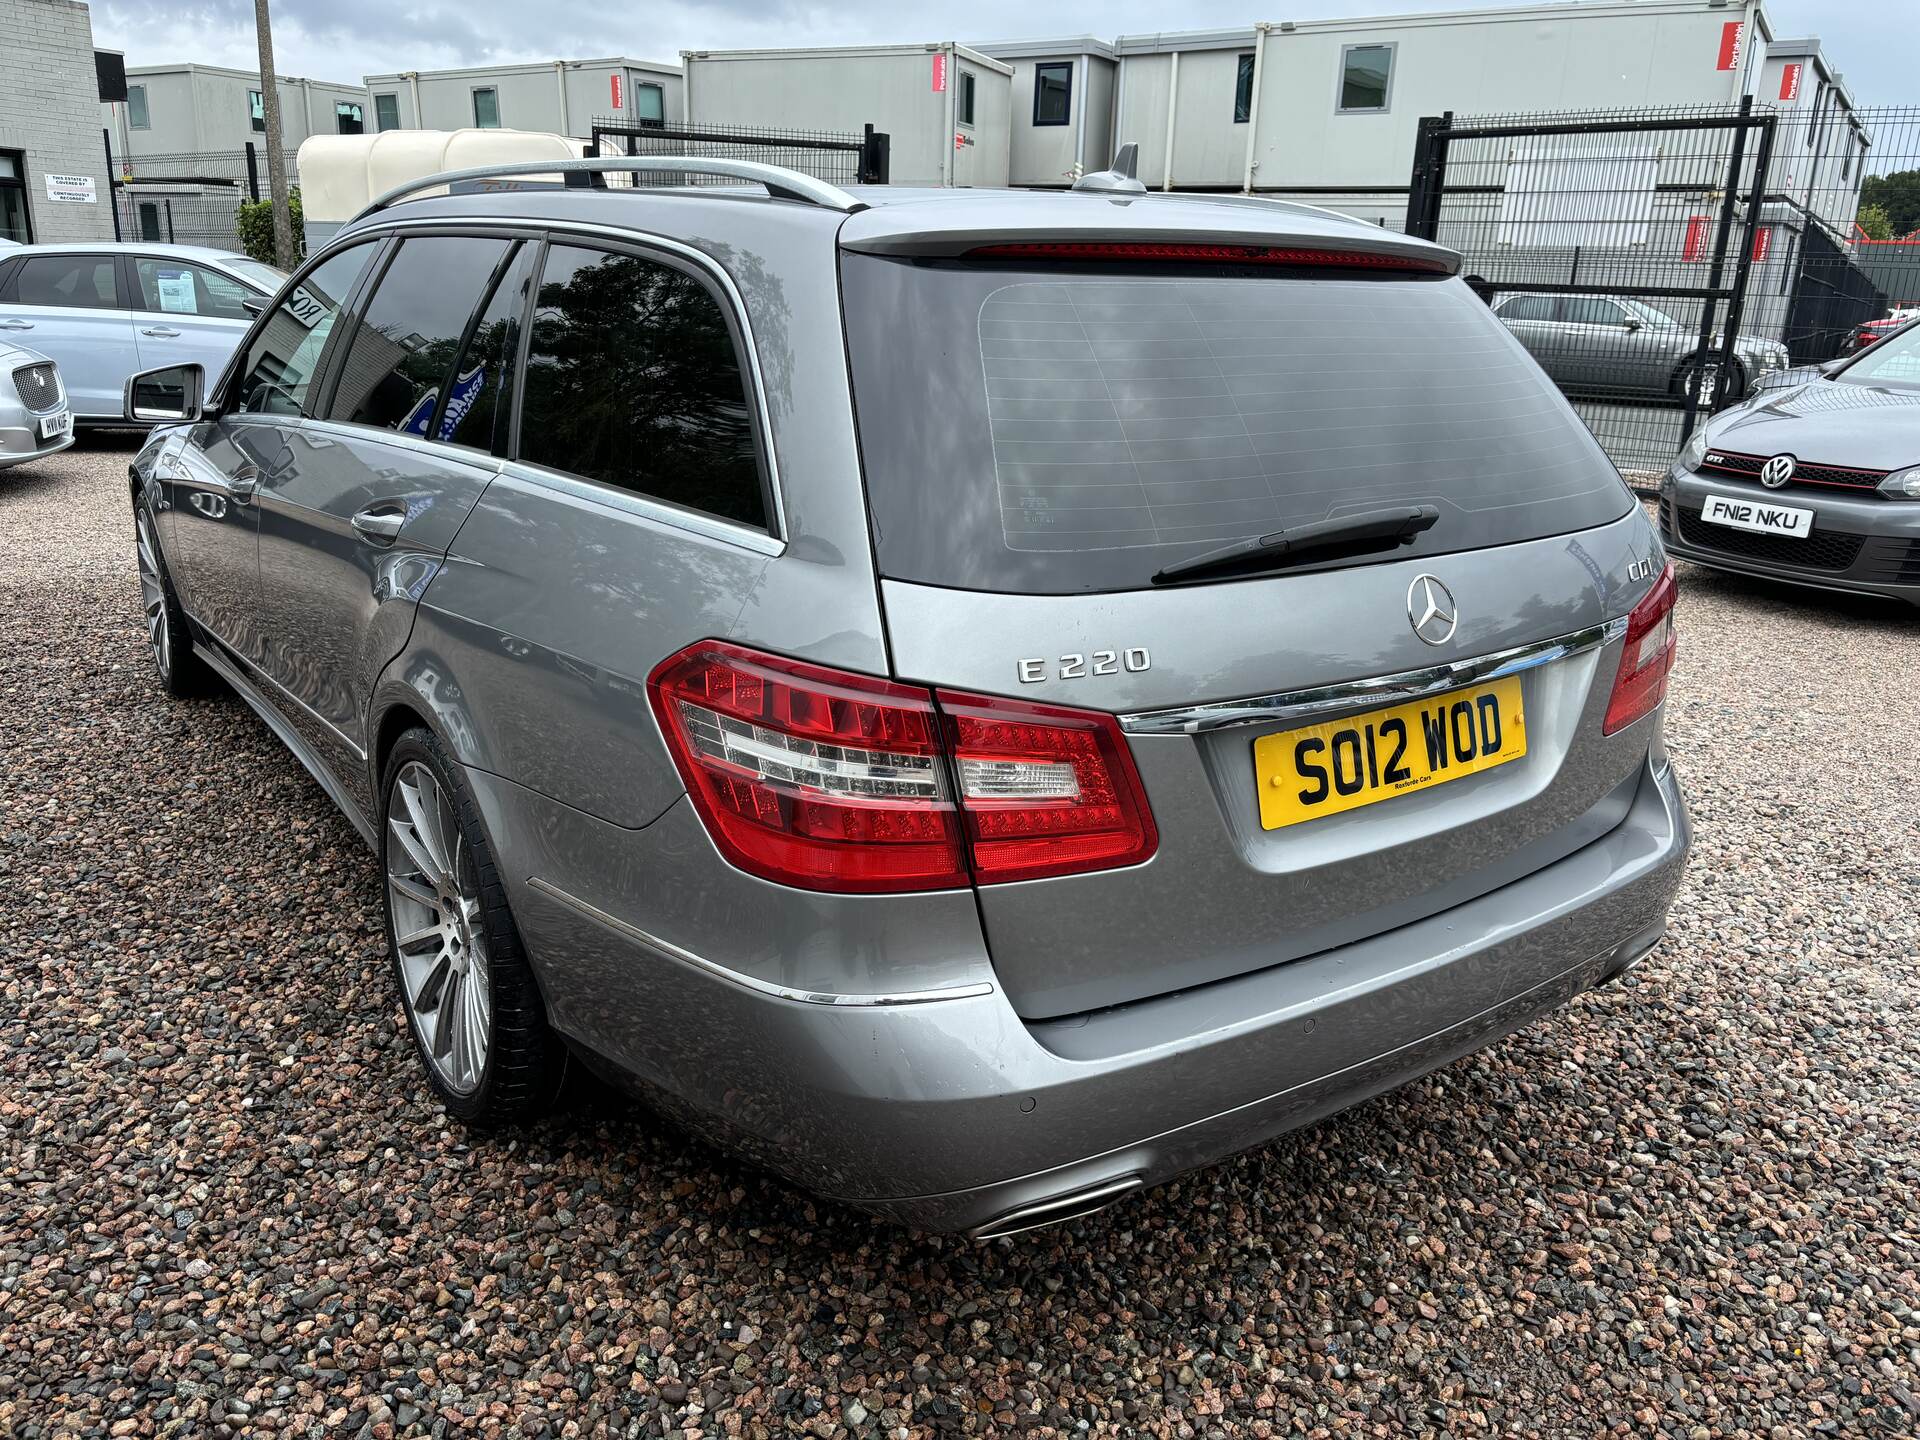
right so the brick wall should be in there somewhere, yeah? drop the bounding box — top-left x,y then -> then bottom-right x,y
0,0 -> 115,243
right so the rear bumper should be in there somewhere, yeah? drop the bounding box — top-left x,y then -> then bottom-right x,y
505,750 -> 1689,1235
1660,471 -> 1920,604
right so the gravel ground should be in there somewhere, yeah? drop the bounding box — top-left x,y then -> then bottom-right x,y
4,438 -> 1918,1440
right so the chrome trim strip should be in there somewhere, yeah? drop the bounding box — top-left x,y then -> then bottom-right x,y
347,215 -> 791,551
524,876 -> 996,1007
1118,618 -> 1629,736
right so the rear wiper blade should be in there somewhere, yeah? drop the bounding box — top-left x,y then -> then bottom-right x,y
1151,505 -> 1441,586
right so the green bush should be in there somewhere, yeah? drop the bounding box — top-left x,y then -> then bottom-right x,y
236,187 -> 303,266
1855,202 -> 1893,242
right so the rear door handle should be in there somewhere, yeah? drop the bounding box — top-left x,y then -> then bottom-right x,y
0,319 -> 32,330
350,506 -> 408,543
141,326 -> 182,338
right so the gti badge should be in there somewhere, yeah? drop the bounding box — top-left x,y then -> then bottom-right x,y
1760,453 -> 1796,488
1407,575 -> 1458,646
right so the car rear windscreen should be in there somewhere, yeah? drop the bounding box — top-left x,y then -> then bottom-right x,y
841,256 -> 1632,593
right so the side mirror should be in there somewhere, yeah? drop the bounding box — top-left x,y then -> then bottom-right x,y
1818,358 -> 1848,377
125,363 -> 206,425
242,295 -> 267,317
1623,318 -> 1643,332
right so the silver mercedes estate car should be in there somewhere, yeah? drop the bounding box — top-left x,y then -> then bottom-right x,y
124,157 -> 1690,1236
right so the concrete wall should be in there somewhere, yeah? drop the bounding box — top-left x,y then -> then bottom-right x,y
0,0 -> 114,243
363,61 -> 683,139
684,44 -> 1010,187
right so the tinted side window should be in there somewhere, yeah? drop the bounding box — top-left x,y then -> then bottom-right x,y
1563,297 -> 1627,326
327,236 -> 512,434
1498,295 -> 1557,322
134,259 -> 254,319
234,243 -> 377,416
437,243 -> 533,454
16,255 -> 117,308
519,244 -> 766,530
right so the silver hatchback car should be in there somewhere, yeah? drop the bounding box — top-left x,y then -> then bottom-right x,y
126,159 -> 1689,1236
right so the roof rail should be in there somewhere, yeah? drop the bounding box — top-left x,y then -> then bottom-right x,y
354,157 -> 867,223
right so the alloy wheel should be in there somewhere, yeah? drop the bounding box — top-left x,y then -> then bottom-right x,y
135,512 -> 170,680
386,760 -> 492,1095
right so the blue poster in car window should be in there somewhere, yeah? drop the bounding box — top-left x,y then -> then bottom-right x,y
399,388 -> 438,438
436,363 -> 486,441
397,363 -> 486,441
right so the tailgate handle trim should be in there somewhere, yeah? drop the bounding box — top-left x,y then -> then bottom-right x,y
1118,617 -> 1628,736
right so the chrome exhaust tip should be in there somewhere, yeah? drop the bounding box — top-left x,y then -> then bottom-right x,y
969,1174 -> 1144,1242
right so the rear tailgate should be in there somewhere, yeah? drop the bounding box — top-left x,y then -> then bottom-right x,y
840,238 -> 1652,1020
882,517 -> 1653,1018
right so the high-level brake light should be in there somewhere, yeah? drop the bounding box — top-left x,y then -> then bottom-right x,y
962,241 -> 1455,274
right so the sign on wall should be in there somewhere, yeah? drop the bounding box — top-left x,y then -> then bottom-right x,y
931,52 -> 947,93
610,73 -> 622,110
1778,63 -> 1803,101
45,174 -> 98,203
1715,20 -> 1746,72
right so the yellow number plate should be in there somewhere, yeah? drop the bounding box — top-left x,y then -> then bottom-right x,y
1254,675 -> 1527,830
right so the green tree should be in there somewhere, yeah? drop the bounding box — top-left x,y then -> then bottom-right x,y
1856,202 -> 1893,241
1859,170 -> 1920,239
237,187 -> 303,267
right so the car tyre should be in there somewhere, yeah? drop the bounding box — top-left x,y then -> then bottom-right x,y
134,498 -> 215,698
380,726 -> 566,1126
1673,354 -> 1746,406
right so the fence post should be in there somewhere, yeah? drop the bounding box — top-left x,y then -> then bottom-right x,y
1680,96 -> 1754,442
245,142 -> 260,203
102,128 -> 122,242
1715,109 -> 1777,400
1404,111 -> 1451,240
862,125 -> 890,185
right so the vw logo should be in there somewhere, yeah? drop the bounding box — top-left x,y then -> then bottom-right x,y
1759,454 -> 1796,488
1407,574 -> 1459,646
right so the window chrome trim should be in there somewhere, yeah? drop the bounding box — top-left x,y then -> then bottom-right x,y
1118,617 -> 1628,737
525,877 -> 995,1006
345,213 -> 791,550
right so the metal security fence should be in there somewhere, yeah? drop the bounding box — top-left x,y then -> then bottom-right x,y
1407,102 -> 1777,482
109,142 -> 292,255
1406,101 -> 1920,487
588,118 -> 890,187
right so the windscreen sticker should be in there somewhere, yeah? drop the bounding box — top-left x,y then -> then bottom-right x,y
153,268 -> 196,314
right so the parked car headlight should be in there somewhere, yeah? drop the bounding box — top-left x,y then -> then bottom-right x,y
1679,431 -> 1709,472
1879,464 -> 1920,499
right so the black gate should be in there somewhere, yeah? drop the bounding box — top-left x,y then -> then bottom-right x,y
1406,102 -> 1776,483
588,119 -> 890,187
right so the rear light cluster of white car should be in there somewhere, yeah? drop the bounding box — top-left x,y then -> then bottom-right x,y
1602,563 -> 1678,736
648,641 -> 1157,894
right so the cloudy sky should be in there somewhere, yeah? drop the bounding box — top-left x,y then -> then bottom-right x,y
89,0 -> 1916,105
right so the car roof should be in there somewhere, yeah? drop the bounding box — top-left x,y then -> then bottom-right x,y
6,241 -> 264,268
350,181 -> 1458,272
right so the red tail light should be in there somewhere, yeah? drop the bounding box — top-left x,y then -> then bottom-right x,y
937,690 -> 1159,885
962,241 -> 1454,274
647,641 -> 1157,893
1603,563 -> 1678,735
